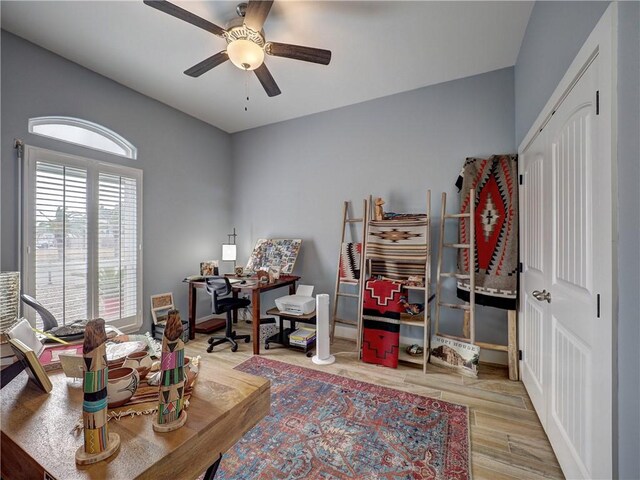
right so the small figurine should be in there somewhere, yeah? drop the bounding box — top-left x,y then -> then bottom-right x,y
257,269 -> 269,284
75,319 -> 120,465
374,197 -> 385,221
152,310 -> 187,432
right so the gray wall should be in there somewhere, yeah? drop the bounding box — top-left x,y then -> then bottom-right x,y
0,31 -> 233,333
515,3 -> 640,478
230,67 -> 516,346
615,3 -> 640,478
514,1 -> 609,146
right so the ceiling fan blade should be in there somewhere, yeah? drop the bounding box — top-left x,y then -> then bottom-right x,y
244,0 -> 273,32
265,42 -> 331,65
254,64 -> 281,97
184,51 -> 229,77
144,0 -> 226,37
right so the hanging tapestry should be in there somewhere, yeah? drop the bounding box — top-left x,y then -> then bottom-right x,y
366,217 -> 428,282
456,154 -> 519,310
339,242 -> 362,283
361,278 -> 403,368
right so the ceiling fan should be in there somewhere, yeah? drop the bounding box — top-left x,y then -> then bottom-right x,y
143,0 -> 332,97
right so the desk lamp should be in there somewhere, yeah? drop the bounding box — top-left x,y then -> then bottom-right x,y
222,228 -> 238,268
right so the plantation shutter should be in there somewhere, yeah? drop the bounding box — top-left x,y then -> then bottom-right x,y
33,161 -> 88,328
23,146 -> 142,331
98,173 -> 139,323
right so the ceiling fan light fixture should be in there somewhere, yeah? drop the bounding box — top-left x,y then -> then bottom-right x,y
227,39 -> 264,70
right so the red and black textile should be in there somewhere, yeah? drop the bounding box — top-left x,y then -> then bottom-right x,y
361,278 -> 403,368
456,154 -> 519,310
339,242 -> 362,283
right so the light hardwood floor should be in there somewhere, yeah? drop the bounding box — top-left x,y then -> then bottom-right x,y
185,325 -> 564,480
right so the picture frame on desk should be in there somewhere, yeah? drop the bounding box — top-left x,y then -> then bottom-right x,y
200,260 -> 219,277
8,338 -> 52,393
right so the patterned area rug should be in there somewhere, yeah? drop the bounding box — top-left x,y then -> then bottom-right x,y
216,357 -> 470,479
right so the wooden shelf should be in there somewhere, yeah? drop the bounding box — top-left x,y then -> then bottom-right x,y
398,345 -> 425,366
333,316 -> 357,326
400,317 -> 425,327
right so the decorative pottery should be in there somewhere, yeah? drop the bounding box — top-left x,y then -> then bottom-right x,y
75,318 -> 120,465
107,367 -> 140,408
123,351 -> 152,379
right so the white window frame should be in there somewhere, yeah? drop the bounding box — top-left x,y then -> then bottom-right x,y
22,145 -> 143,332
28,116 -> 138,160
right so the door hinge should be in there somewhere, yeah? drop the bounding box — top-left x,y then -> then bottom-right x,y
596,90 -> 600,115
519,174 -> 524,186
597,294 -> 601,318
518,262 -> 523,273
518,350 -> 523,361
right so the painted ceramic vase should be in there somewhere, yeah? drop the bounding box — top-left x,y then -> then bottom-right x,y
123,351 -> 152,379
107,367 -> 139,408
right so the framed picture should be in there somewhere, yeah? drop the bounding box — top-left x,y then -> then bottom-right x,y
245,239 -> 302,274
200,260 -> 219,276
150,293 -> 174,325
8,338 -> 53,393
151,292 -> 174,310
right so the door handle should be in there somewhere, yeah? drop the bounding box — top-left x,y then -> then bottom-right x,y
532,289 -> 551,303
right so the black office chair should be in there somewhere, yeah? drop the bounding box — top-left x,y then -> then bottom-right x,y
205,277 -> 251,353
20,294 -> 87,342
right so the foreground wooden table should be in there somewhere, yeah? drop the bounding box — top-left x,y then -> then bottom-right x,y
1,360 -> 270,480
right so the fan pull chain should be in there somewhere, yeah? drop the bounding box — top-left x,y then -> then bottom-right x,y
244,70 -> 250,112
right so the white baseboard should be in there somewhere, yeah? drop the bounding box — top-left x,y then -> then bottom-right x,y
333,324 -> 508,366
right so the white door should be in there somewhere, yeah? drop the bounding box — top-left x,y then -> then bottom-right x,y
519,6 -> 614,479
520,130 -> 549,421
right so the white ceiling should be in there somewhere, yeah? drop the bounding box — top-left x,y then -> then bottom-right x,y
1,1 -> 533,133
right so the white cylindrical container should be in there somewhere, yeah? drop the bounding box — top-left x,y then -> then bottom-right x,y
312,293 -> 335,365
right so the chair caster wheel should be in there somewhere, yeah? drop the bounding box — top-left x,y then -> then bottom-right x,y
207,345 -> 213,353
208,337 -> 214,344
244,337 -> 250,343
231,344 -> 238,352
264,343 -> 270,350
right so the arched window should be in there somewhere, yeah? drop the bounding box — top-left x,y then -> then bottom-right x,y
28,116 -> 137,159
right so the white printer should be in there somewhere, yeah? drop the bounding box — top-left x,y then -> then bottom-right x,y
275,285 -> 315,316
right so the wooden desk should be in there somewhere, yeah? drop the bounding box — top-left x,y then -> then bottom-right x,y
1,361 -> 270,480
186,280 -> 226,340
230,275 -> 300,355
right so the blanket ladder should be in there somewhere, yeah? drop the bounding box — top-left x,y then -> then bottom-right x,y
434,190 -> 519,380
331,199 -> 369,343
434,190 -> 476,343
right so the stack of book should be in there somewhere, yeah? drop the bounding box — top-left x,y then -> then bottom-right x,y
288,327 -> 316,348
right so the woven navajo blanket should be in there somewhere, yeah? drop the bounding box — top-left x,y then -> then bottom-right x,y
456,154 -> 519,310
338,242 -> 362,283
366,218 -> 428,282
214,357 -> 471,480
361,278 -> 404,368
